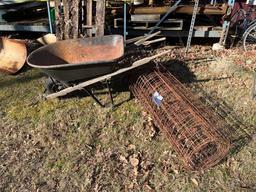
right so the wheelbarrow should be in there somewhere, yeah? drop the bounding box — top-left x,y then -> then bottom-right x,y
27,35 -> 172,107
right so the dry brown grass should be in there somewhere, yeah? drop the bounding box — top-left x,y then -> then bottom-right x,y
0,45 -> 255,191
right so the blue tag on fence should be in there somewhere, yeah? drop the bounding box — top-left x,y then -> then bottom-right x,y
152,91 -> 163,107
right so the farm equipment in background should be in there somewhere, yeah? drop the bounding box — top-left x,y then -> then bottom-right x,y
0,0 -> 52,32
0,0 -> 255,50
107,0 -> 256,50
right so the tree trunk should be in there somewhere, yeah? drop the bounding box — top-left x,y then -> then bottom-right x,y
55,0 -> 80,40
54,0 -> 106,39
96,0 -> 105,36
54,0 -> 64,40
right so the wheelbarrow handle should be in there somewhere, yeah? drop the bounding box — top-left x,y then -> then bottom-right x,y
134,31 -> 161,46
142,37 -> 166,46
46,49 -> 173,100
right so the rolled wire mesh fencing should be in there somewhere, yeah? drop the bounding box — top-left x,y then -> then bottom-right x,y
129,65 -> 231,171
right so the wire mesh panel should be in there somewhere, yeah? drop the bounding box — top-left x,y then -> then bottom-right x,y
130,66 -> 230,171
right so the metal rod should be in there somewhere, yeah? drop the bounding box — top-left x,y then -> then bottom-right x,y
47,0 -> 53,33
218,0 -> 235,46
106,79 -> 114,107
82,88 -> 105,107
124,2 -> 127,46
148,0 -> 181,35
185,0 -> 199,54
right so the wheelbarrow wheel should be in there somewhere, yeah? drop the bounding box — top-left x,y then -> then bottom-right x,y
45,78 -> 63,94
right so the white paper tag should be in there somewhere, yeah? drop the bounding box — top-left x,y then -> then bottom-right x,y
152,91 -> 163,107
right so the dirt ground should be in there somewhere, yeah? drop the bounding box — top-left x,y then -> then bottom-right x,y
0,44 -> 255,191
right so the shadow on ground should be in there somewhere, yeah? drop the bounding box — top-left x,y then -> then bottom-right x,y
0,69 -> 44,89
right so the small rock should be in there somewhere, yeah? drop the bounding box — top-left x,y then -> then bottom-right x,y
222,74 -> 228,78
128,144 -> 136,150
0,111 -> 4,118
130,157 -> 139,167
191,178 -> 199,186
141,111 -> 147,117
120,155 -> 128,163
212,43 -> 225,51
246,60 -> 253,65
133,167 -> 138,176
172,168 -> 179,175
128,183 -> 134,189
251,133 -> 256,140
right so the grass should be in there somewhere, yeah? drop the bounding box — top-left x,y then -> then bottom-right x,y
0,46 -> 255,191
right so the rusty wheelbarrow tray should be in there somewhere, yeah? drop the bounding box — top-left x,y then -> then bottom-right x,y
27,35 -> 125,83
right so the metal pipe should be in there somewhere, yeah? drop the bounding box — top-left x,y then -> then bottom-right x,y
148,0 -> 182,35
47,0 -> 53,33
124,2 -> 127,46
185,0 -> 199,54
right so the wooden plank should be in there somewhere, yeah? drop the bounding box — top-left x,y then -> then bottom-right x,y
143,37 -> 166,46
131,4 -> 228,15
46,49 -> 173,99
131,14 -> 160,22
134,31 -> 161,46
175,4 -> 228,15
86,0 -> 93,37
125,36 -> 145,44
114,18 -> 183,31
96,0 -> 105,36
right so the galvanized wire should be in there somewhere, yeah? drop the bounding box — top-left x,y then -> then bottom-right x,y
130,65 -> 231,171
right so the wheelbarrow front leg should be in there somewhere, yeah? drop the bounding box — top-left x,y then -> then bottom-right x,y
106,79 -> 115,108
81,88 -> 106,108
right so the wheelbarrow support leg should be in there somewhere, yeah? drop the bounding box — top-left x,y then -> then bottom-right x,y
106,79 -> 114,108
82,88 -> 105,108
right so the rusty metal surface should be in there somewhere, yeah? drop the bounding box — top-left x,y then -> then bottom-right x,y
27,35 -> 124,83
27,35 -> 124,68
0,38 -> 27,74
130,66 -> 231,171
